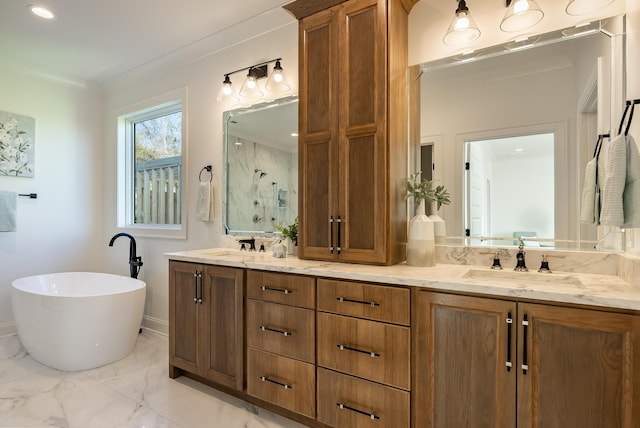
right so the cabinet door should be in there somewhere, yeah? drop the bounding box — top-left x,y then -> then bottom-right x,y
201,265 -> 244,390
298,7 -> 339,261
169,261 -> 200,377
415,292 -> 517,428
337,0 -> 387,264
517,303 -> 640,427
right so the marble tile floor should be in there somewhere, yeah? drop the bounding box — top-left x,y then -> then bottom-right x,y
0,330 -> 306,428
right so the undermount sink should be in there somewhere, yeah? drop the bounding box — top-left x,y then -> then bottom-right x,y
201,249 -> 241,257
463,268 -> 583,286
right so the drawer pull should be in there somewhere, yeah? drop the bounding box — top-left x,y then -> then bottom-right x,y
336,297 -> 380,307
337,344 -> 380,358
260,375 -> 292,390
260,285 -> 292,295
260,325 -> 293,337
337,402 -> 380,420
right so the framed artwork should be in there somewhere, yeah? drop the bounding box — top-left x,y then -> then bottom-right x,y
0,110 -> 35,177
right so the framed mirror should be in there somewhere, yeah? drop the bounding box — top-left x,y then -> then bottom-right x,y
223,96 -> 298,235
412,16 -> 626,250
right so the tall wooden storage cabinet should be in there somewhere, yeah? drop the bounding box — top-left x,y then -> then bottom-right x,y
285,0 -> 417,265
169,261 -> 244,391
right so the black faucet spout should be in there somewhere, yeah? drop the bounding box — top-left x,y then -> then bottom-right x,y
109,232 -> 143,278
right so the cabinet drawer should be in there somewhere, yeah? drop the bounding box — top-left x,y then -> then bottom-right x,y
317,279 -> 410,325
317,312 -> 410,390
247,348 -> 315,419
247,271 -> 315,308
247,300 -> 315,363
317,367 -> 409,428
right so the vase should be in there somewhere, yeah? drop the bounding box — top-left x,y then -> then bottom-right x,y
406,200 -> 436,267
429,200 -> 446,244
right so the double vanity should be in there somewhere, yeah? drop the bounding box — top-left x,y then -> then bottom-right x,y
166,246 -> 640,427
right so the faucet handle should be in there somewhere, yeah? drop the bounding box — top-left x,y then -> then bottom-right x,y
538,254 -> 551,273
491,251 -> 503,270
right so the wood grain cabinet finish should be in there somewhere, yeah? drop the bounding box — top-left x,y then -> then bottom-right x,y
246,299 -> 315,363
415,291 -> 640,428
317,367 -> 410,428
247,348 -> 316,419
296,0 -> 413,265
246,270 -> 315,308
317,312 -> 410,390
317,279 -> 410,325
169,261 -> 244,391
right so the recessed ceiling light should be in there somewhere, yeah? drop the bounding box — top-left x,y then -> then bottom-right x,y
291,133 -> 298,137
29,5 -> 56,20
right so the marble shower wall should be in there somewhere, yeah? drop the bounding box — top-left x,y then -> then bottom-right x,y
226,135 -> 297,233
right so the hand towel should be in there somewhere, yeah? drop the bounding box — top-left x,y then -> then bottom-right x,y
580,157 -> 598,224
196,182 -> 215,222
0,191 -> 17,232
600,133 -> 626,226
622,134 -> 640,227
197,182 -> 211,222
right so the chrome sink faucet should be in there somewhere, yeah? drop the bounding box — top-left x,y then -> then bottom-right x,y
514,243 -> 528,272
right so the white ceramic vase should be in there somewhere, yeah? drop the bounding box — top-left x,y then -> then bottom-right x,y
429,200 -> 446,244
407,200 -> 436,267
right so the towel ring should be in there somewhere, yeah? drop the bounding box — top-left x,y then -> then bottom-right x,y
199,165 -> 213,183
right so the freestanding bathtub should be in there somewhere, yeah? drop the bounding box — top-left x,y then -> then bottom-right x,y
11,272 -> 146,371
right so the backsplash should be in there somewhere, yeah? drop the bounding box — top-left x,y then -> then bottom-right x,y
436,245 -> 619,276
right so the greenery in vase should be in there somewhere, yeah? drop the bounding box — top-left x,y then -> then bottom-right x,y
273,217 -> 298,246
405,172 -> 450,210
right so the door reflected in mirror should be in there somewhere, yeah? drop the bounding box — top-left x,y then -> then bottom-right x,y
223,96 -> 298,235
464,133 -> 555,246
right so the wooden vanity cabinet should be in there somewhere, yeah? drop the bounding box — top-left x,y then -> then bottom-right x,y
414,291 -> 640,428
317,279 -> 411,427
245,270 -> 317,419
168,260 -> 244,391
290,0 -> 415,265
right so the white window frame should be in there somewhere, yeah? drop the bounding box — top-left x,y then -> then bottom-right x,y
116,88 -> 188,239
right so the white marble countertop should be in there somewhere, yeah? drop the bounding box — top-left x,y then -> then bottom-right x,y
165,248 -> 640,312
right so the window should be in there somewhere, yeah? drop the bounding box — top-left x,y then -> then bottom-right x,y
117,91 -> 186,238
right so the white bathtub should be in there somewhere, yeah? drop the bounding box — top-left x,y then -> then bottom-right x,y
11,272 -> 146,371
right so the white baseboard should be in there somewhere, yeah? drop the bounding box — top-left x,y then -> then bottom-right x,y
141,315 -> 168,336
0,322 -> 17,339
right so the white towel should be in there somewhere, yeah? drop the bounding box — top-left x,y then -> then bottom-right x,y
196,182 -> 215,222
600,133 -> 640,227
0,191 -> 17,232
580,157 -> 598,224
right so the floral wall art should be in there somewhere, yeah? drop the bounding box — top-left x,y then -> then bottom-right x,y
0,111 -> 35,177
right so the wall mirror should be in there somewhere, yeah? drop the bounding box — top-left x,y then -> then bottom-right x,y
412,15 -> 626,250
223,96 -> 298,235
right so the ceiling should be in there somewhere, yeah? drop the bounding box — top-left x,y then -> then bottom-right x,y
0,0 -> 292,83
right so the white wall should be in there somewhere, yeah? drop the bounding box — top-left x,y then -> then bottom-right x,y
0,67 -> 103,336
101,10 -> 298,333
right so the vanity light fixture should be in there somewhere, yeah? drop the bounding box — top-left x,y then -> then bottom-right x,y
443,0 -> 481,47
217,58 -> 291,103
500,0 -> 544,32
265,60 -> 291,94
566,0 -> 614,16
28,4 -> 56,19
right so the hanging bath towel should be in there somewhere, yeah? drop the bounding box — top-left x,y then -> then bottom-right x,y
580,135 -> 605,224
0,191 -> 17,232
600,133 -> 640,227
196,182 -> 215,222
